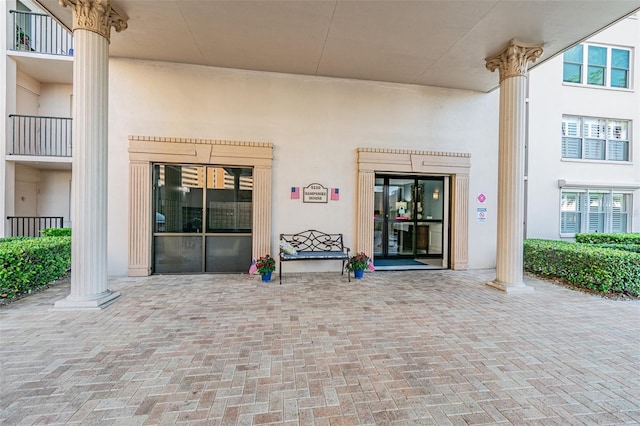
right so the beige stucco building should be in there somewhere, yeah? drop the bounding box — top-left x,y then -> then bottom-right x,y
2,0 -> 640,308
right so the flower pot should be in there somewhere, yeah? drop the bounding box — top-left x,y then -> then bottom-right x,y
261,271 -> 272,282
354,269 -> 364,279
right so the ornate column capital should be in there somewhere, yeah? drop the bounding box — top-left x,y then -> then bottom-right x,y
58,0 -> 128,41
485,39 -> 543,82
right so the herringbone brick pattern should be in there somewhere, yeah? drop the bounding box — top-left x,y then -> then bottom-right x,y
0,270 -> 638,425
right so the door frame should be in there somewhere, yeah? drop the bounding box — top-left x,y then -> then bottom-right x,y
128,135 -> 273,276
375,174 -> 449,261
356,148 -> 470,270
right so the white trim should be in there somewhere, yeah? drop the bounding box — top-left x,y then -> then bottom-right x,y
558,179 -> 640,190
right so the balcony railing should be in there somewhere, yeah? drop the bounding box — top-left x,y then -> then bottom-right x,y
10,10 -> 73,56
9,114 -> 72,157
6,216 -> 64,237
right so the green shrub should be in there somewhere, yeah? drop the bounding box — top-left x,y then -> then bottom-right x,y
41,228 -> 71,237
524,239 -> 640,297
591,243 -> 640,254
575,233 -> 640,245
0,236 -> 32,244
0,236 -> 71,299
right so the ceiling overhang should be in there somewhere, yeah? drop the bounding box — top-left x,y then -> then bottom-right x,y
36,1 -> 640,93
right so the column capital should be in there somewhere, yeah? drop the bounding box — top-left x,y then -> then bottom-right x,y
58,0 -> 128,41
485,39 -> 543,82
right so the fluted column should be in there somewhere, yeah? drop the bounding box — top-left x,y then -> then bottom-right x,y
252,166 -> 272,259
356,170 -> 375,255
485,39 -> 542,293
54,0 -> 127,309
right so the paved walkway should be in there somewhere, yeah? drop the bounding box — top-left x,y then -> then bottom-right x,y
1,270 -> 638,425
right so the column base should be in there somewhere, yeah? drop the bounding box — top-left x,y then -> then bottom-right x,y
486,280 -> 534,294
52,290 -> 120,311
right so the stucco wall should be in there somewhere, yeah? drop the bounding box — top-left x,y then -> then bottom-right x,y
527,17 -> 640,240
38,170 -> 71,226
108,58 -> 500,276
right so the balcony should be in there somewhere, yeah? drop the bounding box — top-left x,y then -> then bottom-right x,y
10,10 -> 73,56
9,114 -> 72,158
6,216 -> 64,237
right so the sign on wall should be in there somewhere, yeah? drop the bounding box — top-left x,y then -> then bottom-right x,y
303,183 -> 328,203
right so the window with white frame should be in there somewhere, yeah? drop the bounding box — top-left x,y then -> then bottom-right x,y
560,189 -> 631,235
561,115 -> 630,162
563,44 -> 631,89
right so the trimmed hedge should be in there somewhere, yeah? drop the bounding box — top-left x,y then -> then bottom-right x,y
524,239 -> 640,296
41,227 -> 71,237
575,233 -> 640,245
0,236 -> 71,299
592,243 -> 640,254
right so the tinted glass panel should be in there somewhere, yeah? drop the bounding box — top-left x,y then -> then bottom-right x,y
205,236 -> 252,272
154,236 -> 203,273
205,167 -> 253,233
610,68 -> 628,88
154,165 -> 203,233
588,46 -> 606,66
563,45 -> 583,63
563,64 -> 581,83
611,49 -> 629,68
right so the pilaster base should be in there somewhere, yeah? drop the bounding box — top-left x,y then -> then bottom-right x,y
52,290 -> 120,311
487,280 -> 534,294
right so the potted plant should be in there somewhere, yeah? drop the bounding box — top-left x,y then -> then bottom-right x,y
16,27 -> 30,51
346,252 -> 372,279
256,254 -> 276,282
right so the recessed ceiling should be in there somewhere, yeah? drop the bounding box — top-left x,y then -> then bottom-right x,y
37,0 -> 640,92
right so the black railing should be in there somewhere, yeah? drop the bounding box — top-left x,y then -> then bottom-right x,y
10,10 -> 73,56
9,114 -> 72,157
6,216 -> 64,237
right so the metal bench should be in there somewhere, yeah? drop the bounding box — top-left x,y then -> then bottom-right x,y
279,230 -> 351,284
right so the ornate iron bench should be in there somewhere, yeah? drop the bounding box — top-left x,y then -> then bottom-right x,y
279,230 -> 351,284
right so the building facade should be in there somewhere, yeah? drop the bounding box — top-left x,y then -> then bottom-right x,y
527,16 -> 640,240
3,1 -> 640,308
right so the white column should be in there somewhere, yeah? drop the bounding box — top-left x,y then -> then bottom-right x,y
54,0 -> 127,310
485,39 -> 543,294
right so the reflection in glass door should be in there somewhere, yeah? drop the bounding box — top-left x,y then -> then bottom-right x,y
374,175 -> 449,267
153,164 -> 253,273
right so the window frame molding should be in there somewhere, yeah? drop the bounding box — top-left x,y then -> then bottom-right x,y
561,114 -> 632,163
562,43 -> 633,90
557,180 -> 638,237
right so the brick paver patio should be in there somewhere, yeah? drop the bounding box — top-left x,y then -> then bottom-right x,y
1,269 -> 638,425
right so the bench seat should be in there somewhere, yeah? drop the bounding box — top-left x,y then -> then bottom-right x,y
279,230 -> 350,284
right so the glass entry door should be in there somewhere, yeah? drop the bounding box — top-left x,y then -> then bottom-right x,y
374,175 -> 449,266
152,164 -> 253,273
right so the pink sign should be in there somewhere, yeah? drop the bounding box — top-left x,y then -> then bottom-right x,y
477,193 -> 486,203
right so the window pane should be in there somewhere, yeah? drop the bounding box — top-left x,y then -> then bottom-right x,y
611,194 -> 629,233
588,193 -> 605,233
611,49 -> 629,68
608,140 -> 629,161
561,212 -> 581,234
608,120 -> 628,140
588,46 -> 606,66
583,118 -> 605,138
587,66 -> 605,85
610,68 -> 628,88
563,64 -> 582,83
561,192 -> 580,212
205,167 -> 253,233
562,137 -> 582,158
154,164 -> 204,233
562,116 -> 581,137
563,45 -> 583,63
584,139 -> 605,160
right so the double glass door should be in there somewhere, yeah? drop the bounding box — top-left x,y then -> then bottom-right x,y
152,164 -> 253,273
374,175 -> 448,265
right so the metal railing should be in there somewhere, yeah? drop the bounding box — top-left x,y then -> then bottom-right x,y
10,10 -> 73,56
6,216 -> 64,237
9,114 -> 72,157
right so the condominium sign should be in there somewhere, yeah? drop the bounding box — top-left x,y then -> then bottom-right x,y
303,183 -> 328,203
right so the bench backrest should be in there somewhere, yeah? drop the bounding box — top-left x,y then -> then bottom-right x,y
280,230 -> 345,252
